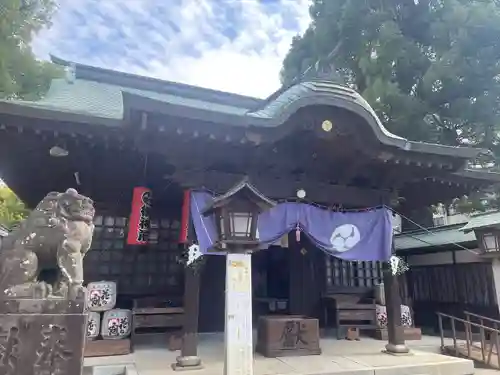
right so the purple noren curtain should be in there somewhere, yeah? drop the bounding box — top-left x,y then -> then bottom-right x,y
190,191 -> 392,261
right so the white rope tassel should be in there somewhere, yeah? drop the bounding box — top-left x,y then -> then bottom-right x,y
389,255 -> 409,276
187,244 -> 203,266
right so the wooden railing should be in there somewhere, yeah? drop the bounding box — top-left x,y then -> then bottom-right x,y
437,311 -> 500,368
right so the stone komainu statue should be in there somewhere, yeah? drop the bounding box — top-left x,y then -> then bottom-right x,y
0,188 -> 95,299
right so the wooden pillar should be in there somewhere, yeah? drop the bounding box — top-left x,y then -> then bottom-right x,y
172,265 -> 203,370
289,236 -> 306,315
383,248 -> 410,354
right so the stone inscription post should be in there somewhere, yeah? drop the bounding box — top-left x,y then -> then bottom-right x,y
0,299 -> 86,375
224,253 -> 253,375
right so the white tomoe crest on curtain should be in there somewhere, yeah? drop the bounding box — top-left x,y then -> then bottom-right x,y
330,224 -> 361,253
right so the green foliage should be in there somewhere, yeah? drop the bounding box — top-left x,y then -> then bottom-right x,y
450,195 -> 486,214
0,0 -> 63,100
0,186 -> 28,229
281,0 -> 500,155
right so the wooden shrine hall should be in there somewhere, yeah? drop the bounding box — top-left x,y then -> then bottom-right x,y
0,56 -> 500,363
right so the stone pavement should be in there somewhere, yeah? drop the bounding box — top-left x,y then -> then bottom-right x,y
85,333 -> 482,375
475,370 -> 500,375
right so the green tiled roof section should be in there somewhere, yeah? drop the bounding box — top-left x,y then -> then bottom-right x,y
460,211 -> 500,233
2,79 -> 123,119
126,84 -> 248,115
248,81 -> 406,140
395,224 -> 477,251
249,82 -> 311,118
1,78 -> 248,121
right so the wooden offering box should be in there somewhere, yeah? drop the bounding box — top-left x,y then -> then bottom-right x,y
256,315 -> 321,357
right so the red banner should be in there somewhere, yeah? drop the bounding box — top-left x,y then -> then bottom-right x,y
179,189 -> 190,243
127,187 -> 152,245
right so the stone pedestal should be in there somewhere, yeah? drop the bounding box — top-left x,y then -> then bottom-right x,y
0,298 -> 86,375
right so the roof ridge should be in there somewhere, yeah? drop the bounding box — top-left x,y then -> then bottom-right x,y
50,55 -> 264,109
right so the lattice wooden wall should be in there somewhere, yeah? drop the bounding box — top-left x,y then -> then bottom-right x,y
84,214 -> 184,296
325,255 -> 383,288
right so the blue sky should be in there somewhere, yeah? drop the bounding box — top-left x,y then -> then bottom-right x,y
32,0 -> 311,98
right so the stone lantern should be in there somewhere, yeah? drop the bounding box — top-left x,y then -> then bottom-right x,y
202,178 -> 275,375
202,178 -> 275,251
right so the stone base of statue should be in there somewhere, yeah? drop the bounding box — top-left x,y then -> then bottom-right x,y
0,298 -> 86,375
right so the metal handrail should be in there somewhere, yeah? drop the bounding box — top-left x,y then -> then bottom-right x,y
465,311 -> 500,327
437,311 -> 500,368
465,311 -> 498,320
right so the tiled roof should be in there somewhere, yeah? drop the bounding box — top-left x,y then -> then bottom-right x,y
395,223 -> 477,251
0,57 -> 492,163
3,78 -> 248,121
460,211 -> 500,233
395,211 -> 500,252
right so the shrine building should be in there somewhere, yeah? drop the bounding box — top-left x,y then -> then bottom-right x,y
0,56 -> 499,343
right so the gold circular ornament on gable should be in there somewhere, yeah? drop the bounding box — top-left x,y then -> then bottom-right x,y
321,120 -> 333,132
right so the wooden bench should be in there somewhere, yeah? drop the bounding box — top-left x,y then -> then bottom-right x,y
131,296 -> 185,349
322,286 -> 377,339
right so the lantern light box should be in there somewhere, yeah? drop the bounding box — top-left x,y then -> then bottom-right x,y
202,178 -> 275,251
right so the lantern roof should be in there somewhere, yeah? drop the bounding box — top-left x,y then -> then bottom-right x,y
202,178 -> 276,215
460,211 -> 500,233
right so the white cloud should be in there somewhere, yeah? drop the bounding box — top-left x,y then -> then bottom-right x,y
32,0 -> 311,98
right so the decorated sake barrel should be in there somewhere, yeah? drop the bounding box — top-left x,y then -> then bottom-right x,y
101,309 -> 132,340
86,311 -> 101,340
87,281 -> 117,312
376,305 -> 388,328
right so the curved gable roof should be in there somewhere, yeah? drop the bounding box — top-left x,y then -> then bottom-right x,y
0,56 -> 492,163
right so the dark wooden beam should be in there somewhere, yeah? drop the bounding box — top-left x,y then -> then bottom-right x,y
337,157 -> 371,186
171,169 -> 392,207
